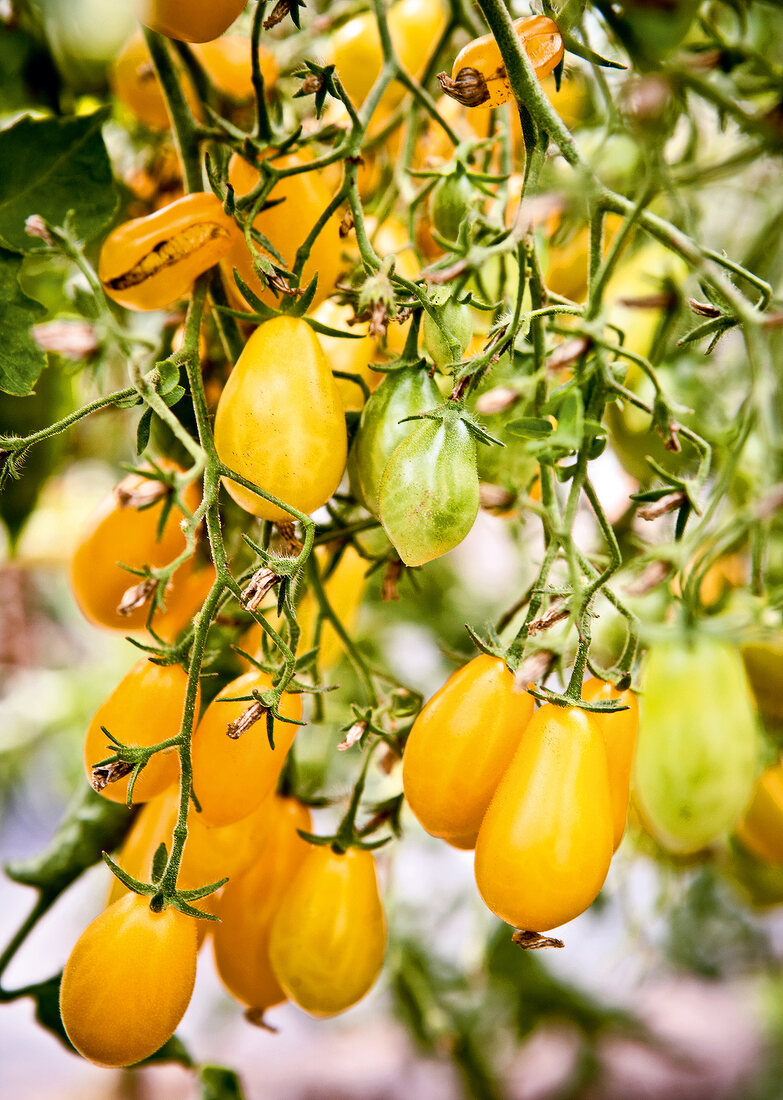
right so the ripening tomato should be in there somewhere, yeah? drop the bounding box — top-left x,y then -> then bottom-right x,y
311,299 -> 383,411
99,192 -> 236,311
379,413 -> 480,567
330,0 -> 447,110
580,677 -> 638,851
269,846 -> 386,1017
422,291 -> 474,371
213,797 -> 312,1013
214,316 -> 347,521
443,15 -> 563,109
634,637 -> 761,855
736,761 -> 783,865
222,153 -> 341,311
354,367 -> 442,517
60,892 -> 197,1067
107,789 -> 275,907
742,639 -> 783,730
475,703 -> 613,931
403,655 -> 534,849
84,658 -> 195,805
69,466 -> 205,634
138,0 -> 247,43
191,670 -> 302,827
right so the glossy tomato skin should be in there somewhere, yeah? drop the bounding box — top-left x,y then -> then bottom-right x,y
354,367 -> 441,517
379,415 -> 480,567
214,316 -> 347,521
60,892 -> 197,1067
69,467 -> 205,634
581,677 -> 639,851
138,0 -> 247,42
446,15 -> 563,109
191,670 -> 302,827
402,655 -> 534,848
429,173 -> 473,245
269,846 -> 386,1017
222,153 -> 341,311
475,703 -> 613,931
107,789 -> 275,907
99,192 -> 236,311
213,798 -> 312,1012
331,0 -> 447,110
84,658 -> 195,805
634,637 -> 761,855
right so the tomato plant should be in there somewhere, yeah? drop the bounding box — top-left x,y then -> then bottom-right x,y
3,0 -> 783,1092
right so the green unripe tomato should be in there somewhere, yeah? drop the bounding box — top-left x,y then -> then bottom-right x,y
353,367 -> 441,517
422,293 -> 473,372
634,636 -> 761,855
430,173 -> 473,244
379,414 -> 479,566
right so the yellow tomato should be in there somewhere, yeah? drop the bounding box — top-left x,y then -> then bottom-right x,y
214,315 -> 347,521
138,0 -> 247,43
60,892 -> 197,1067
604,240 -> 689,361
736,761 -> 783,864
191,669 -> 302,827
269,846 -> 386,1017
84,657 -> 195,805
580,678 -> 639,851
213,797 -> 312,1013
311,299 -> 382,411
99,192 -> 236,311
69,466 -> 204,633
474,703 -> 613,931
329,0 -> 447,110
110,31 -> 191,130
222,153 -> 341,311
192,36 -> 277,101
403,655 -> 534,849
443,15 -> 563,109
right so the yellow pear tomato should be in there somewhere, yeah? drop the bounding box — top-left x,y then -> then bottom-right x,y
214,315 -> 347,521
269,846 -> 386,1017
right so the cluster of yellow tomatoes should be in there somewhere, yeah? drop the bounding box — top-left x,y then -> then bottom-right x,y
50,0 -> 783,1074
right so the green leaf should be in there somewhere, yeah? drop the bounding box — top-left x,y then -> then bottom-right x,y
0,250 -> 47,395
137,406 -> 153,454
200,1066 -> 248,1100
5,785 -> 130,898
140,1033 -> 194,1068
0,112 -> 116,254
505,417 -> 554,439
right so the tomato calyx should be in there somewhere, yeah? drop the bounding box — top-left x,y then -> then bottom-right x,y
102,852 -> 224,923
89,726 -> 182,806
512,929 -> 565,950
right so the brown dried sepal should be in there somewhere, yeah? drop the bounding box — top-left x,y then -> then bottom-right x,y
298,73 -> 324,97
245,1007 -> 278,1031
338,719 -> 368,751
117,577 -> 158,616
91,760 -> 134,792
241,567 -> 279,611
274,521 -> 303,554
438,68 -> 491,108
226,701 -> 267,740
527,602 -> 569,636
339,210 -> 355,239
512,929 -> 565,950
637,491 -> 687,521
382,559 -> 403,602
114,473 -> 170,510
